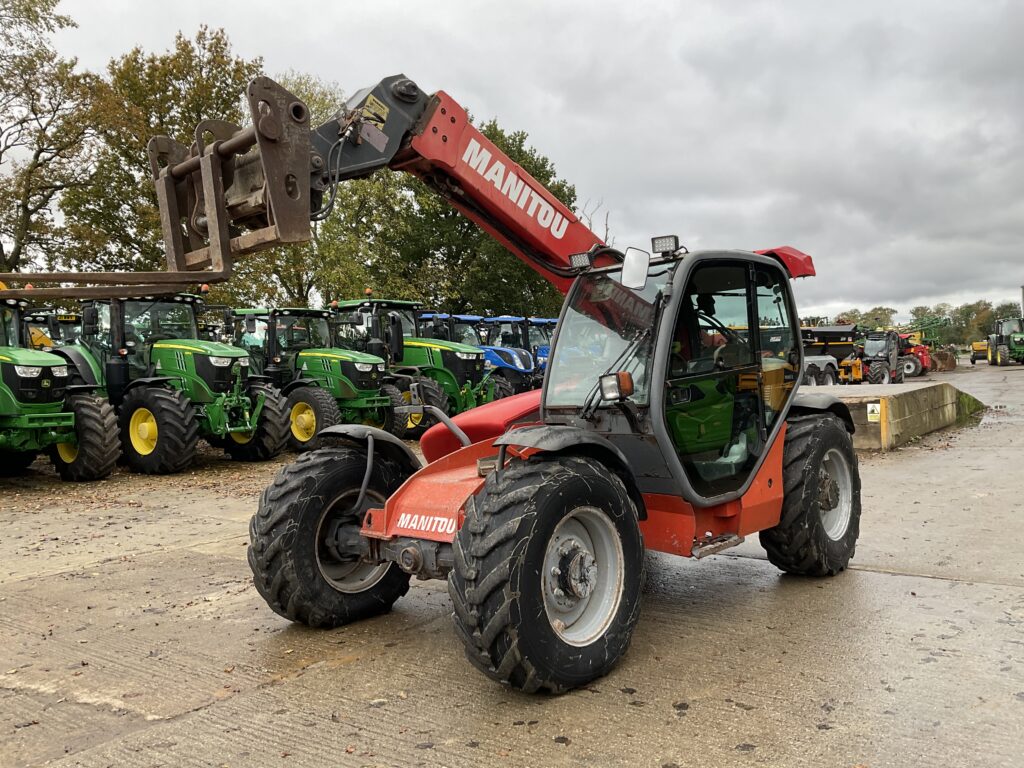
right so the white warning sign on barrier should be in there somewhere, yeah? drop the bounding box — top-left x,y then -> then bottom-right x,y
867,403 -> 881,423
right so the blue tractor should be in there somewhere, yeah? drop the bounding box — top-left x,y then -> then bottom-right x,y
420,312 -> 533,397
480,315 -> 558,384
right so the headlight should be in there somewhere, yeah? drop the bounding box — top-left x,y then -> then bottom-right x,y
376,364 -> 385,372
239,358 -> 249,366
455,352 -> 480,360
208,356 -> 233,367
355,362 -> 374,372
51,366 -> 69,377
484,360 -> 495,369
14,366 -> 42,377
537,356 -> 548,365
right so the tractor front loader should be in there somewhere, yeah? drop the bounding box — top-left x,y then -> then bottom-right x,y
54,293 -> 288,474
227,307 -> 403,449
838,330 -> 903,384
0,297 -> 119,481
4,74 -> 862,693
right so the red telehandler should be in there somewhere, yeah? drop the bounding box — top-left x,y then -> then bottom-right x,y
0,75 -> 861,693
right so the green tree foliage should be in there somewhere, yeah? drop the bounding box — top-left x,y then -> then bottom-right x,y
57,27 -> 262,273
835,306 -> 898,328
0,0 -> 91,273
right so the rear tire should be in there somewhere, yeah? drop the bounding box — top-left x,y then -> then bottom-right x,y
760,414 -> 861,576
285,386 -> 342,453
997,344 -> 1010,367
892,364 -> 904,384
400,377 -> 447,439
378,383 -> 408,440
224,383 -> 289,461
449,456 -> 645,693
901,355 -> 923,378
0,450 -> 38,476
119,387 -> 198,475
51,395 -> 120,481
248,447 -> 412,627
803,364 -> 820,386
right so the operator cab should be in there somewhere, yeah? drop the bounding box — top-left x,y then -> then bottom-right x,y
543,237 -> 802,501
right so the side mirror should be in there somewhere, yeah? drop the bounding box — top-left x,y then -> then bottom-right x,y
47,314 -> 61,340
82,306 -> 99,337
244,316 -> 257,334
222,309 -> 234,328
621,247 -> 651,290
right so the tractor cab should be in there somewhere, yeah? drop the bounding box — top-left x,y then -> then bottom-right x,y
333,297 -> 493,420
419,313 -> 483,347
525,318 -> 557,370
473,315 -> 540,394
19,307 -> 68,351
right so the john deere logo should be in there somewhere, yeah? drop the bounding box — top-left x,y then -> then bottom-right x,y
41,379 -> 51,388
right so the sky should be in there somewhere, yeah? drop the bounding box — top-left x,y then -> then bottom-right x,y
52,0 -> 1024,320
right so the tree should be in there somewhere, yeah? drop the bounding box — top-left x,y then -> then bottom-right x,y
0,0 -> 90,273
57,27 -> 262,273
993,301 -> 1021,321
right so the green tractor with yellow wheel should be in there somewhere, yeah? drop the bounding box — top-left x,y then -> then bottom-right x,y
225,307 -> 405,451
987,317 -> 1024,366
52,294 -> 288,474
0,297 -> 119,481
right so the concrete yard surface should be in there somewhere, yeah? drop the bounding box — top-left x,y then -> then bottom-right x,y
2,363 -> 1023,767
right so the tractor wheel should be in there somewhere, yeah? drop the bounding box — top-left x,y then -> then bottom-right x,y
285,386 -> 342,453
224,383 -> 289,461
759,414 -> 861,576
817,366 -> 838,386
51,395 -> 120,481
449,456 -> 645,693
866,361 -> 890,384
987,345 -> 994,365
997,345 -> 1010,367
803,364 -> 820,386
247,447 -> 412,627
0,450 -> 38,476
119,387 -> 198,474
399,377 -> 447,439
970,354 -> 977,366
491,375 -> 515,401
893,364 -> 904,384
901,355 -> 923,378
363,383 -> 407,440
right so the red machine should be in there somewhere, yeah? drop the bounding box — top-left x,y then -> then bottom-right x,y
5,76 -> 862,693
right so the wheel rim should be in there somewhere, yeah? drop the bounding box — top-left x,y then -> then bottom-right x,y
56,442 -> 78,463
400,390 -> 423,429
290,401 -> 317,442
541,505 -> 624,646
129,408 -> 158,455
882,369 -> 891,384
818,448 -> 853,540
315,488 -> 391,593
903,360 -> 914,375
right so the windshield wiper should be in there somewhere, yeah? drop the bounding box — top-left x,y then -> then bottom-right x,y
578,326 -> 652,422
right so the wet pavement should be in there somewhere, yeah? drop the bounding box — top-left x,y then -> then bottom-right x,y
2,363 -> 1023,767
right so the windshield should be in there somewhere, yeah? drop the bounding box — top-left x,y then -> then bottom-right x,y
863,337 -> 888,356
452,321 -> 481,346
1,308 -> 16,347
528,325 -> 551,348
999,319 -> 1023,335
275,315 -> 333,350
124,300 -> 197,342
545,264 -> 672,408
486,322 -> 527,349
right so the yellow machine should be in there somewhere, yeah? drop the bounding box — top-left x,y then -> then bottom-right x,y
970,339 -> 989,365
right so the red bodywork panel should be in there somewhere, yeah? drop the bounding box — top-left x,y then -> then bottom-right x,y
398,93 -> 611,293
755,246 -> 815,279
640,422 -> 787,555
362,439 -> 498,544
420,390 -> 541,464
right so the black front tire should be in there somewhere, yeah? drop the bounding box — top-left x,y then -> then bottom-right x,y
759,414 -> 861,576
0,450 -> 38,476
817,366 -> 838,386
225,383 -> 289,461
248,447 -> 412,627
51,395 -> 120,481
490,375 -> 515,400
119,387 -> 199,475
449,456 -> 645,693
866,361 -> 889,384
285,386 -> 342,453
378,383 -> 408,440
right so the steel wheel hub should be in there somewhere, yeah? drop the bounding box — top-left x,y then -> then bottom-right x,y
819,447 -> 853,540
541,506 -> 624,646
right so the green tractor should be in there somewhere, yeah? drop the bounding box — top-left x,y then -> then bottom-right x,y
0,298 -> 119,481
333,297 -> 491,438
53,294 -> 288,474
987,317 -> 1024,366
226,307 -> 405,450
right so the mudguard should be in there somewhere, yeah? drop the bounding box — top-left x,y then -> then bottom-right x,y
51,347 -> 97,385
124,376 -> 178,393
317,424 -> 422,477
281,379 -> 313,396
789,390 -> 855,433
420,389 -> 541,463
